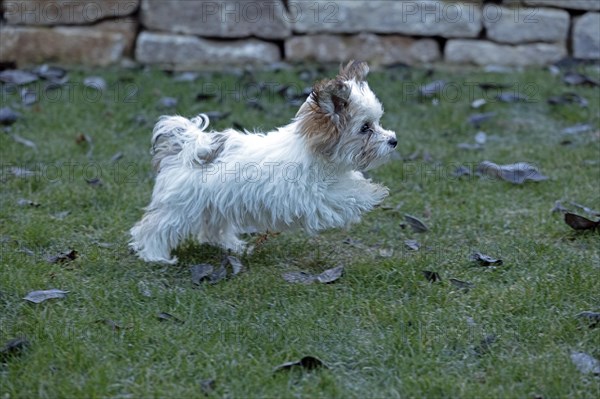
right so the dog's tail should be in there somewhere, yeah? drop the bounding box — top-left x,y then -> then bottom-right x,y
151,114 -> 215,171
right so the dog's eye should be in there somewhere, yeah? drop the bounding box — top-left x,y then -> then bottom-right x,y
360,123 -> 371,134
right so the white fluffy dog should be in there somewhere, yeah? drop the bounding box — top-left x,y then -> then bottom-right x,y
130,61 -> 397,264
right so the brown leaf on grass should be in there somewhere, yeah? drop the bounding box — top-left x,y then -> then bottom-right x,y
282,266 -> 344,284
0,69 -> 38,85
208,265 -> 227,284
17,198 -> 40,207
222,255 -> 244,276
404,239 -> 420,251
449,278 -> 474,290
478,82 -> 510,91
570,351 -> 600,375
23,289 -> 69,303
564,213 -> 600,231
548,92 -> 588,107
471,98 -> 486,109
11,134 -> 37,149
85,177 -> 103,187
563,71 -> 599,87
422,270 -> 441,283
0,107 -> 21,125
83,76 -> 107,91
191,264 -> 214,285
404,214 -> 428,233
576,311 -> 600,329
21,88 -> 37,106
561,124 -> 593,135
110,152 -> 124,163
477,161 -> 548,184
157,312 -> 184,324
46,249 -> 78,264
467,112 -> 496,127
316,265 -> 344,283
420,80 -> 446,96
1,337 -> 29,361
273,356 -> 328,372
470,252 -> 503,267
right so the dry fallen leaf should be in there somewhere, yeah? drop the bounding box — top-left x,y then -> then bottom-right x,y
316,265 -> 344,283
564,213 -> 599,231
17,198 -> 40,207
282,266 -> 344,284
1,337 -> 30,361
273,356 -> 328,372
404,239 -> 420,251
46,249 -> 78,264
422,270 -> 441,283
468,112 -> 496,127
404,214 -> 429,233
449,278 -> 474,290
548,92 -> 588,107
570,351 -> 600,375
420,80 -> 446,96
157,312 -> 184,324
222,255 -> 244,276
563,71 -> 599,87
11,134 -> 37,149
191,264 -> 215,285
0,69 -> 38,85
470,252 -> 503,267
477,161 -> 548,184
23,289 -> 69,304
83,76 -> 107,91
0,107 -> 21,125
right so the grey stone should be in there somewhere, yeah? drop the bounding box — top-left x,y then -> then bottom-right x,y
291,0 -> 482,38
445,39 -> 567,66
140,0 -> 290,39
573,12 -> 600,59
135,32 -> 281,68
3,0 -> 139,25
0,19 -> 138,66
285,33 -> 440,66
483,5 -> 569,44
523,1 -> 600,11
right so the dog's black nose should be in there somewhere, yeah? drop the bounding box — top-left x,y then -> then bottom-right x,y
388,138 -> 398,148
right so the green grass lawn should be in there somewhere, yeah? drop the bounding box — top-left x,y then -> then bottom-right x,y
1,62 -> 599,398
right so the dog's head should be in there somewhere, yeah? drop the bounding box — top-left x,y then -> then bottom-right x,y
295,60 -> 397,171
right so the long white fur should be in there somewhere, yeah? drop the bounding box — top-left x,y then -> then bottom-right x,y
130,66 -> 396,264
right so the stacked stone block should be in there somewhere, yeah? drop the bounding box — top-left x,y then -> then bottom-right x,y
0,0 -> 598,67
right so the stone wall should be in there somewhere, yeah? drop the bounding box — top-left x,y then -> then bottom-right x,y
1,0 -> 598,68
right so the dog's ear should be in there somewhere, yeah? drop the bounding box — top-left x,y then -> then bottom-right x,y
311,78 -> 350,125
338,60 -> 369,82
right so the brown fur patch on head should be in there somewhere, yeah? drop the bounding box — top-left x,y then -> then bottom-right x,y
296,75 -> 352,156
295,61 -> 370,157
